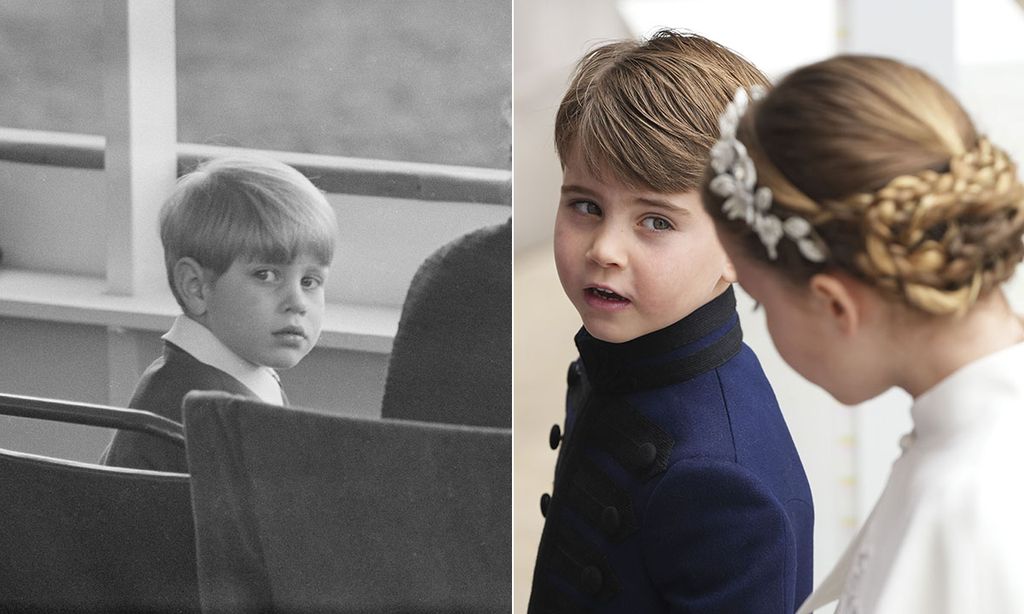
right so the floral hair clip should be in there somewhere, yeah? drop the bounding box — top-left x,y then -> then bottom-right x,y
709,87 -> 826,263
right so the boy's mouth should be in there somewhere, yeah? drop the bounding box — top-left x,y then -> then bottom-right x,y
587,287 -> 627,300
273,326 -> 307,341
584,286 -> 631,309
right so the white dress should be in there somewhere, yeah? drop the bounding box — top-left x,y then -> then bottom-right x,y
798,341 -> 1024,614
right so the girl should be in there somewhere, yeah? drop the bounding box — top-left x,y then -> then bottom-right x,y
702,55 -> 1024,613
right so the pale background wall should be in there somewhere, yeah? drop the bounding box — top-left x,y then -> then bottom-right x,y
513,0 -> 1024,610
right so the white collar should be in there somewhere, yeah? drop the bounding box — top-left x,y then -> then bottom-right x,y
910,340 -> 1024,445
797,340 -> 1024,614
163,315 -> 284,405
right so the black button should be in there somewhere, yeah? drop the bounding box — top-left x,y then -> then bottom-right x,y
601,506 -> 620,534
638,442 -> 657,468
567,362 -> 581,386
580,565 -> 603,595
548,424 -> 562,450
540,493 -> 551,517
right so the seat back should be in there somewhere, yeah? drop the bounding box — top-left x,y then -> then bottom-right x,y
381,219 -> 511,428
0,449 -> 200,612
184,390 -> 511,613
0,393 -> 198,612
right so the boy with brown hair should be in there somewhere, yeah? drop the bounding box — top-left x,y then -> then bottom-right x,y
528,30 -> 813,612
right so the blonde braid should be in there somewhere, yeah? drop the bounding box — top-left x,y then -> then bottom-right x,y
848,138 -> 1024,315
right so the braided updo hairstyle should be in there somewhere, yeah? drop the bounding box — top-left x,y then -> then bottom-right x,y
702,55 -> 1024,315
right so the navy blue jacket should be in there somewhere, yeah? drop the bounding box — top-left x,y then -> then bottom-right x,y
529,287 -> 813,613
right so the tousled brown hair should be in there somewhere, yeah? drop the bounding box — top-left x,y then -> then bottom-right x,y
555,29 -> 769,192
703,55 -> 1024,315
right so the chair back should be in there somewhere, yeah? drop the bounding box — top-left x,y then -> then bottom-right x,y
0,393 -> 199,612
184,390 -> 511,613
0,450 -> 199,612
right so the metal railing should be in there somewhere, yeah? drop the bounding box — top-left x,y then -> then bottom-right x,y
0,126 -> 511,204
0,393 -> 185,447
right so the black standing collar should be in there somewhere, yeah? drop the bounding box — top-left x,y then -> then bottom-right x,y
574,286 -> 742,394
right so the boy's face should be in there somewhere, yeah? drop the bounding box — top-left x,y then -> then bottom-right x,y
201,253 -> 328,369
554,151 -> 734,343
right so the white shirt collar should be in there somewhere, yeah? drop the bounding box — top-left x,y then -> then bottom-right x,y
797,340 -> 1024,614
911,340 -> 1024,445
163,314 -> 284,405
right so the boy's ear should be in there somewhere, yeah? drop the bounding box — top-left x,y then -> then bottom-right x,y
808,273 -> 861,336
173,257 -> 211,317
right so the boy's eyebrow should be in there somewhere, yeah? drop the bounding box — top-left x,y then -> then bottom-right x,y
560,184 -> 599,198
562,184 -> 691,214
635,196 -> 691,213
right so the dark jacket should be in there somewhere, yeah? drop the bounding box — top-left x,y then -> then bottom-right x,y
382,218 -> 511,428
100,341 -> 263,473
529,287 -> 814,613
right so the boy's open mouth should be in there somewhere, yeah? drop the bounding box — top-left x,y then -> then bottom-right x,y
586,287 -> 629,303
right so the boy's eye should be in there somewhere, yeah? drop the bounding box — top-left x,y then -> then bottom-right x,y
254,269 -> 279,282
301,276 -> 322,290
640,216 -> 673,231
571,200 -> 601,216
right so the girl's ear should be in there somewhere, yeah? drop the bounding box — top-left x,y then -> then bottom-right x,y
807,272 -> 862,336
173,257 -> 210,317
721,254 -> 738,285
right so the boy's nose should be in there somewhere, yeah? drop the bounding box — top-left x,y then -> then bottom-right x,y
586,226 -> 627,268
282,283 -> 309,315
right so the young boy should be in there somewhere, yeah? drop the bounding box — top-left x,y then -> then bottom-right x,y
101,155 -> 337,473
528,31 -> 814,612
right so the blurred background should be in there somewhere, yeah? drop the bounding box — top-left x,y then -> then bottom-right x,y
514,0 -> 1024,610
0,0 -> 512,168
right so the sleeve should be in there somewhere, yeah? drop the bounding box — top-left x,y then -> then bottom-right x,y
99,372 -> 190,473
871,482 -> 1024,614
100,429 -> 187,473
641,459 -> 800,614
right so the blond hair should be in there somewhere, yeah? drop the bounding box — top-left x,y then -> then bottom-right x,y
555,29 -> 769,192
160,154 -> 338,309
703,55 -> 1024,315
